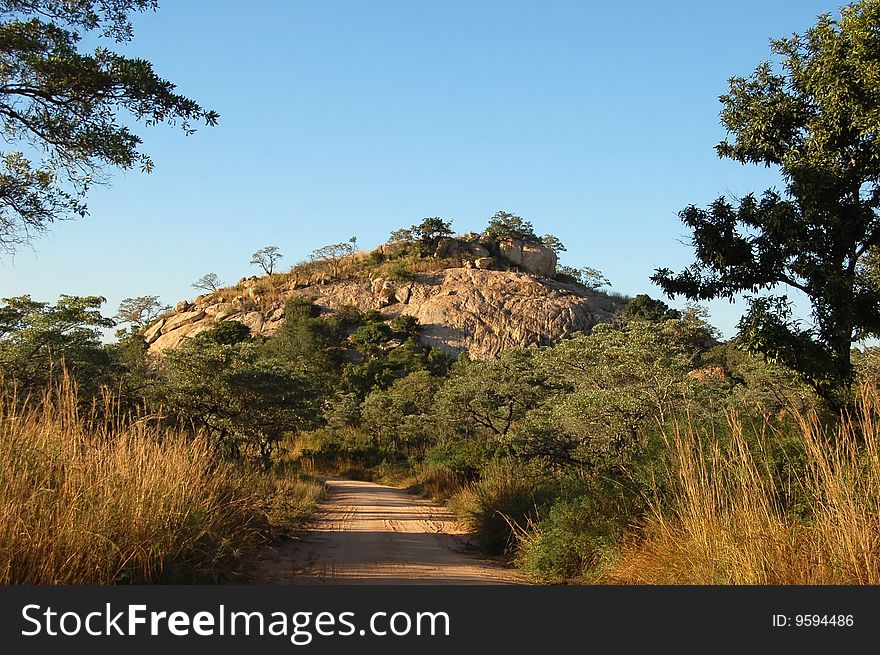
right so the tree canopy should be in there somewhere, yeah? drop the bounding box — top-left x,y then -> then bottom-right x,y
652,0 -> 880,410
251,245 -> 283,275
0,0 -> 217,253
114,295 -> 166,329
484,210 -> 538,241
0,294 -> 113,396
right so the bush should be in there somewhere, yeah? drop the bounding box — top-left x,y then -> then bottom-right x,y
449,459 -> 553,554
386,259 -> 414,281
517,495 -> 625,583
422,440 -> 493,480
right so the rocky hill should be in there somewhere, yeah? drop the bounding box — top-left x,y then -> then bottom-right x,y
144,233 -> 621,360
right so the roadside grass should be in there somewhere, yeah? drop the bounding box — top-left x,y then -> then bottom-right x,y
0,378 -> 322,584
603,387 -> 880,584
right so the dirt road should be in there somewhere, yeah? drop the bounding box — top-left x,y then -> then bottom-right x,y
251,478 -> 526,584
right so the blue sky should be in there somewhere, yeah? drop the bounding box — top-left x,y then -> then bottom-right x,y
0,0 -> 844,337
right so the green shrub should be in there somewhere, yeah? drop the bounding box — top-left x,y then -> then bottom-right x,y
422,440 -> 493,480
450,459 -> 553,554
517,495 -> 621,583
386,259 -> 414,281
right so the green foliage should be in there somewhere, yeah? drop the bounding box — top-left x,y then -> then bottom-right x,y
199,320 -> 252,345
360,370 -> 439,456
555,265 -> 610,290
517,489 -> 634,583
0,1 -> 217,253
386,259 -> 414,281
158,339 -> 319,468
529,317 -> 716,467
386,217 -> 453,257
539,234 -> 566,253
0,294 -> 113,398
412,216 -> 453,246
422,439 -> 493,481
652,0 -> 880,411
434,348 -> 551,443
262,299 -> 342,390
623,294 -> 680,322
389,314 -> 419,336
350,321 -> 394,354
484,210 -> 538,241
450,459 -> 553,554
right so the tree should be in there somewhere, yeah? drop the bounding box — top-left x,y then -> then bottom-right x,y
262,298 -> 342,391
251,245 -> 283,275
309,236 -> 357,277
623,294 -> 681,323
412,217 -> 453,250
158,339 -> 319,468
556,265 -> 611,290
0,1 -> 217,253
360,370 -> 439,456
199,320 -> 251,345
540,234 -> 566,254
532,318 -> 716,465
484,210 -> 538,241
433,348 -> 550,444
192,272 -> 223,292
114,295 -> 167,329
0,294 -> 114,397
651,1 -> 880,411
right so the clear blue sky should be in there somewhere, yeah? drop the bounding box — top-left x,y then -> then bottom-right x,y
0,0 -> 844,338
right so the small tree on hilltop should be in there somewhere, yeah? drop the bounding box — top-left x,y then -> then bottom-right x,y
114,295 -> 168,329
251,246 -> 283,275
556,265 -> 610,290
485,210 -> 538,241
412,217 -> 453,249
193,272 -> 223,292
310,236 -> 357,277
540,234 -> 567,254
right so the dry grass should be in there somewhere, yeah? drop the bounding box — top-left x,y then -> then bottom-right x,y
0,378 -> 304,584
606,386 -> 880,584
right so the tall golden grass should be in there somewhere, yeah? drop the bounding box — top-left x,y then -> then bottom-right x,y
607,386 -> 880,584
0,378 -> 296,584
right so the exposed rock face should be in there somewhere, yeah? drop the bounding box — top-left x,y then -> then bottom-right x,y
498,238 -> 557,278
146,268 -> 620,360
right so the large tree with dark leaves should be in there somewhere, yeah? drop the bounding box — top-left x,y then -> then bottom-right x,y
652,1 -> 880,411
0,1 -> 217,253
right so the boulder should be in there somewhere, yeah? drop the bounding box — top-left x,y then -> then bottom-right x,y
204,302 -> 233,317
394,284 -> 413,304
142,319 -> 165,344
150,321 -> 212,352
498,238 -> 557,277
434,237 -> 459,259
160,309 -> 206,334
175,300 -> 192,313
466,243 -> 490,258
474,257 -> 493,270
229,311 -> 264,334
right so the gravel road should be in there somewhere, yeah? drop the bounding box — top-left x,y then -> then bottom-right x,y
251,478 -> 526,584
